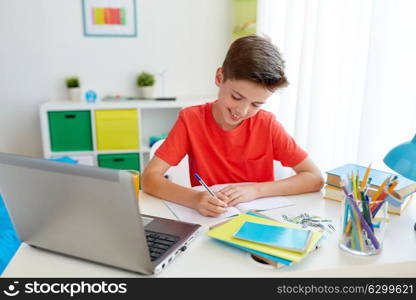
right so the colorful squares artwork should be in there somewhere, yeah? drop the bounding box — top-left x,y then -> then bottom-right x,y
93,7 -> 105,25
232,0 -> 257,40
120,8 -> 126,25
82,0 -> 137,37
92,7 -> 127,25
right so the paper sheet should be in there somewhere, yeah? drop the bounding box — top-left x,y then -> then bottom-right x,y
163,183 -> 295,225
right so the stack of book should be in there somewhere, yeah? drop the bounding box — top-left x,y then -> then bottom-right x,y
324,163 -> 416,215
207,212 -> 324,268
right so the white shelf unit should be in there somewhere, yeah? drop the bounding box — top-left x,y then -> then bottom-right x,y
39,97 -> 208,171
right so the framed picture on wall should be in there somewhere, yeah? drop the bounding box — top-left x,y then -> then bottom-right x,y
82,0 -> 137,37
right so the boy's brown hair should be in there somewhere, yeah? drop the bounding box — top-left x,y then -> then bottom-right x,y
221,35 -> 288,91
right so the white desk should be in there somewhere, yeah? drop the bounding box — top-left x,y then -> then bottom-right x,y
2,192 -> 416,277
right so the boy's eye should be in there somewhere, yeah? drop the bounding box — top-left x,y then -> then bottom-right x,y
252,103 -> 263,108
231,94 -> 242,100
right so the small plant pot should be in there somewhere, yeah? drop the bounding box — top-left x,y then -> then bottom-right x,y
68,88 -> 82,102
139,86 -> 154,99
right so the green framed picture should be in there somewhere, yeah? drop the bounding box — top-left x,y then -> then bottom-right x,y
82,0 -> 137,37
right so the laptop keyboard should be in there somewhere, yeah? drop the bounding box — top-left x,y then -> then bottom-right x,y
145,230 -> 179,261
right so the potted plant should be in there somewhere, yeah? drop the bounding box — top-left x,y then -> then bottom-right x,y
136,72 -> 155,99
66,77 -> 81,102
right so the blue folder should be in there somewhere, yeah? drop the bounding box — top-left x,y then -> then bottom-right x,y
233,221 -> 312,253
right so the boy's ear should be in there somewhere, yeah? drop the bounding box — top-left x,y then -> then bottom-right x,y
215,68 -> 223,86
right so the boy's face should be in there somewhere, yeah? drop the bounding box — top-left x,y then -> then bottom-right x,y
213,68 -> 273,130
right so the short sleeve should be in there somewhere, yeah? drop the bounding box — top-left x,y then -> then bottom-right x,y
271,117 -> 308,167
154,111 -> 190,166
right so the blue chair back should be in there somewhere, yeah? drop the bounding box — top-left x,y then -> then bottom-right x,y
0,194 -> 21,274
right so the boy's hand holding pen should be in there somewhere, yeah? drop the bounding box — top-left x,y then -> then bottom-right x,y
193,173 -> 229,217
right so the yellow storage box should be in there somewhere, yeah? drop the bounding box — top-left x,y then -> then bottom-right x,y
95,109 -> 139,150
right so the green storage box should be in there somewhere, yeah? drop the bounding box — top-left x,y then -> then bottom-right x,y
48,111 -> 93,151
98,153 -> 140,171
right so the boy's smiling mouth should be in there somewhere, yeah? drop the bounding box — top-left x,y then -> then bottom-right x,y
228,108 -> 242,122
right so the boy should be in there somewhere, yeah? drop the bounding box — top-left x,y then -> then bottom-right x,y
142,35 -> 324,217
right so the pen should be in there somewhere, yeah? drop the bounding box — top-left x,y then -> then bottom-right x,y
361,192 -> 373,232
193,173 -> 218,199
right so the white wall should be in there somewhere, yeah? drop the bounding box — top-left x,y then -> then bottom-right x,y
0,0 -> 231,156
357,0 -> 416,169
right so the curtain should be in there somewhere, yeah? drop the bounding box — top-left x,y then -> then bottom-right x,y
257,0 -> 416,178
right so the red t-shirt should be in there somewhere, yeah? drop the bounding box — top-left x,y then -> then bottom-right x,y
155,101 -> 307,187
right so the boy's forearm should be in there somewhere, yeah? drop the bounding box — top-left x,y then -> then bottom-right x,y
256,171 -> 324,198
141,172 -> 200,209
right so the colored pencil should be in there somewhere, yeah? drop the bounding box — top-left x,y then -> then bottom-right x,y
360,163 -> 372,190
371,176 -> 391,203
347,196 -> 380,250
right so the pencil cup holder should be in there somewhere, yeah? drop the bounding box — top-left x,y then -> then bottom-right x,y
339,195 -> 388,256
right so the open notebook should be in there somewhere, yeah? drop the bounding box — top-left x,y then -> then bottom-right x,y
163,183 -> 295,225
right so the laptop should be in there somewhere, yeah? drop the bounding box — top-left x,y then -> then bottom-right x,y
0,152 -> 201,275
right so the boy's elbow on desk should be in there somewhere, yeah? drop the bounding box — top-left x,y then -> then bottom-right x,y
311,173 -> 325,192
141,156 -> 172,195
140,170 -> 152,195
141,168 -> 163,195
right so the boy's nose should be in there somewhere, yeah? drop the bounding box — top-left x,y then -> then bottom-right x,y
236,104 -> 249,117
